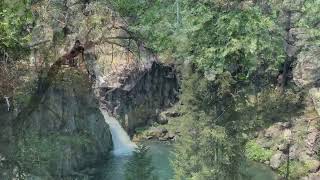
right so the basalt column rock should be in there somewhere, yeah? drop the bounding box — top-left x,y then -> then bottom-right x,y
100,62 -> 179,135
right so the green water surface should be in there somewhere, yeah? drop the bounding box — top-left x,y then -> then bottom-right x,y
94,142 -> 278,180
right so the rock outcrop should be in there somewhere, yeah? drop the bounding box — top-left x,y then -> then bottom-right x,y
99,61 -> 179,134
252,97 -> 320,178
309,88 -> 320,117
293,48 -> 320,87
12,67 -> 112,178
270,151 -> 286,169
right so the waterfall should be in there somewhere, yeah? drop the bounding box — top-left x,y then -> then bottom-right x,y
100,108 -> 136,156
4,96 -> 10,112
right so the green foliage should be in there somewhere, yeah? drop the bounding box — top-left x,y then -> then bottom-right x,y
125,144 -> 158,180
170,66 -> 303,179
108,1 -> 319,179
111,0 -> 284,79
298,0 -> 320,50
256,88 -> 304,127
245,140 -> 273,162
15,132 -> 93,177
172,71 -> 247,180
16,133 -> 58,177
0,0 -> 32,58
278,161 -> 309,179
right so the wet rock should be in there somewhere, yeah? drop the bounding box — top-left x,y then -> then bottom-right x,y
270,151 -> 286,169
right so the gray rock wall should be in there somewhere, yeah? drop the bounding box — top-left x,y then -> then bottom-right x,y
100,62 -> 179,134
14,68 -> 112,178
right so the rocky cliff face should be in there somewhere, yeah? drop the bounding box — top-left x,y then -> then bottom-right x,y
249,25 -> 320,179
11,67 -> 112,179
99,62 -> 179,135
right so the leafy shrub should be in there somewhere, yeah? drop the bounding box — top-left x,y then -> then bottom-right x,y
278,161 -> 309,179
245,140 -> 273,162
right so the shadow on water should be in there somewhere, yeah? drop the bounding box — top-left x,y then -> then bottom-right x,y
93,142 -> 278,180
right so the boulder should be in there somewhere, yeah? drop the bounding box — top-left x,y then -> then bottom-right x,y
149,127 -> 163,137
264,128 -> 278,139
308,173 -> 320,180
306,130 -> 319,156
303,171 -> 320,180
270,151 -> 286,169
148,127 -> 168,139
293,48 -> 320,87
159,137 -> 168,141
168,132 -> 175,140
161,128 -> 168,134
157,113 -> 169,125
162,133 -> 169,140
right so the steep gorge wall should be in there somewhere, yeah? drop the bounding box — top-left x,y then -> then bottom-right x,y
99,62 -> 179,135
9,68 -> 112,179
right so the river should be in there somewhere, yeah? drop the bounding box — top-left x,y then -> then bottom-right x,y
93,141 -> 278,180
97,108 -> 278,180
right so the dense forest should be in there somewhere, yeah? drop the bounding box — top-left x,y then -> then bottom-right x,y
1,0 -> 320,180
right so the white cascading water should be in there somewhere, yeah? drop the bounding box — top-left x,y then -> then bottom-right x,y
4,96 -> 10,112
100,108 -> 137,156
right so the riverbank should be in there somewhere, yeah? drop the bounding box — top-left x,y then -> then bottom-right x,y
92,141 -> 278,180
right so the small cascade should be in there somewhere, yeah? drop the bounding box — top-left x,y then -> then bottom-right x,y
4,96 -> 10,112
100,108 -> 136,156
